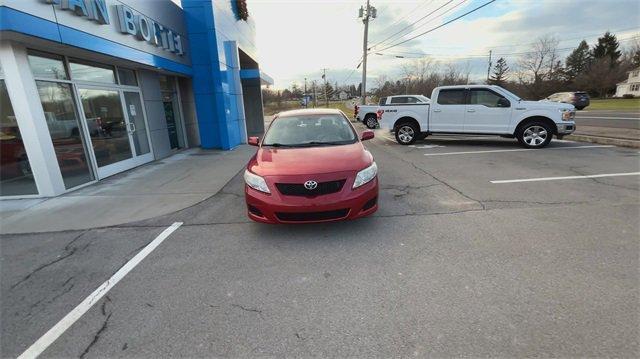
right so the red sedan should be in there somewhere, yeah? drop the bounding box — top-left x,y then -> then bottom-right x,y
244,109 -> 378,224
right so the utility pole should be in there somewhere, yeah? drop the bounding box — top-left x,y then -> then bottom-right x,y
486,50 -> 492,83
311,80 -> 317,108
359,0 -> 376,105
322,68 -> 328,107
304,77 -> 308,108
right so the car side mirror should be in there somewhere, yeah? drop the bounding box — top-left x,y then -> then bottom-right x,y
248,137 -> 260,146
360,130 -> 374,141
498,98 -> 510,107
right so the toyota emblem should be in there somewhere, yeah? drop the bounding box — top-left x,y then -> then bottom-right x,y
304,180 -> 318,190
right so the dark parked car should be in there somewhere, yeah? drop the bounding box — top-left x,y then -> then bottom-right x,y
544,91 -> 590,110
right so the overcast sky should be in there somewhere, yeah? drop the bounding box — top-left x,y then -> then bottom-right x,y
249,0 -> 639,89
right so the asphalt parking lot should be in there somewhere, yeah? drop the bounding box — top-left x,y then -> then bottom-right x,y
2,125 -> 639,357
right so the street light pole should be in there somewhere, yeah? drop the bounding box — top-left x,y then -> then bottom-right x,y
304,77 -> 308,108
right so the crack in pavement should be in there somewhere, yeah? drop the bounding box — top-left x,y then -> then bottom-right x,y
231,303 -> 264,318
10,231 -> 89,290
569,166 -> 640,192
80,296 -> 113,359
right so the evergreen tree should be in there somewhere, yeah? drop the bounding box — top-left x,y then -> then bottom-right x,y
488,57 -> 509,85
592,31 -> 622,66
565,40 -> 591,80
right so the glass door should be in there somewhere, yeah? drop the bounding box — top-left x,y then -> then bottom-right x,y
77,87 -> 152,178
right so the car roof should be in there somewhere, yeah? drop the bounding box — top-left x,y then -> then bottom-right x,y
277,108 -> 344,117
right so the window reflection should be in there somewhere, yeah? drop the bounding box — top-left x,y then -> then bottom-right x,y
36,81 -> 95,189
70,60 -> 115,83
28,52 -> 69,80
0,80 -> 38,196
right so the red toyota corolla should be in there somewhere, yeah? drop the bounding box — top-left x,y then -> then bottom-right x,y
244,109 -> 379,224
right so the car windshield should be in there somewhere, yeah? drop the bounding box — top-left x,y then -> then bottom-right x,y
262,114 -> 357,147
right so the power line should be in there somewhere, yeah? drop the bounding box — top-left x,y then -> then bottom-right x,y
374,0 -> 498,53
370,0 -> 434,43
373,0 -> 469,51
369,0 -> 455,51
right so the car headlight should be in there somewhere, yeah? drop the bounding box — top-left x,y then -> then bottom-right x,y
244,169 -> 270,193
353,162 -> 377,189
560,109 -> 575,121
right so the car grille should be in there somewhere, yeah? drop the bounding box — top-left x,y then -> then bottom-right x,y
275,209 -> 349,222
276,179 -> 346,196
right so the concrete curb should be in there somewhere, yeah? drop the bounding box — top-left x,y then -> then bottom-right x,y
565,134 -> 640,148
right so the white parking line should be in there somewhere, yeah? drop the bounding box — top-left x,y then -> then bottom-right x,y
491,172 -> 640,184
17,222 -> 183,359
424,145 -> 614,156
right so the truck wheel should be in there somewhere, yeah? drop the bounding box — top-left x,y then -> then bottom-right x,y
395,122 -> 418,145
517,121 -> 552,148
364,115 -> 378,129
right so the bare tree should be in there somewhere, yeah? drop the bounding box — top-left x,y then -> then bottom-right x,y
517,35 -> 561,98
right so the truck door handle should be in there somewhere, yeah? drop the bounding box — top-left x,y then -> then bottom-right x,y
433,109 -> 442,113
467,109 -> 475,113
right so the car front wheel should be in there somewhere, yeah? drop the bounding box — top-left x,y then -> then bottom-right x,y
395,122 -> 418,145
517,121 -> 552,148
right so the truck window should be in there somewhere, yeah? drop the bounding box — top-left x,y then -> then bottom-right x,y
406,97 -> 421,104
437,89 -> 465,105
469,89 -> 508,107
390,96 -> 408,104
378,97 -> 387,105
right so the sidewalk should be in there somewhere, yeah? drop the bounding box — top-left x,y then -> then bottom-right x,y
566,126 -> 640,148
0,146 -> 255,234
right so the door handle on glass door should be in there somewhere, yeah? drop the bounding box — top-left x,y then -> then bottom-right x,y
128,123 -> 136,133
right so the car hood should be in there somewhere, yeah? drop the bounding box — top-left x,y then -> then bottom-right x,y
248,142 -> 373,177
529,100 -> 574,110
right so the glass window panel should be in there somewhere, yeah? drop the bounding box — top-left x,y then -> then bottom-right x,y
123,92 -> 150,155
437,89 -> 466,105
469,89 -> 504,107
70,60 -> 116,83
28,52 -> 69,80
117,68 -> 138,86
159,75 -> 175,92
78,88 -> 132,167
36,81 -> 95,189
0,80 -> 38,196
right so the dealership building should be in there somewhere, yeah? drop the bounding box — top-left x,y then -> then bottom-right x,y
0,0 -> 272,198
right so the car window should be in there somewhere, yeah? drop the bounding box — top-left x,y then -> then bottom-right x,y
262,114 -> 357,147
469,89 -> 509,107
406,97 -> 422,104
378,97 -> 387,105
390,96 -> 408,104
437,89 -> 466,105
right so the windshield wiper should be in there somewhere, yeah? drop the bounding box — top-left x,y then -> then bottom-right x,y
298,141 -> 347,147
263,142 -> 295,147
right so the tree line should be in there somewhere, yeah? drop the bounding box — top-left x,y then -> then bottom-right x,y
487,31 -> 638,99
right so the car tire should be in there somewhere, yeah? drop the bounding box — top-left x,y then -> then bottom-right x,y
364,115 -> 378,129
575,106 -> 585,110
395,122 -> 418,145
516,121 -> 553,148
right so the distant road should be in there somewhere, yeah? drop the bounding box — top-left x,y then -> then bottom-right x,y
575,110 -> 640,130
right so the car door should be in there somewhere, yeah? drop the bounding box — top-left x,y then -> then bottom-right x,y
430,89 -> 466,132
464,88 -> 512,133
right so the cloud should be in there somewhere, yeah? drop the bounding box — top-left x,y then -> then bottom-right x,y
251,0 -> 640,88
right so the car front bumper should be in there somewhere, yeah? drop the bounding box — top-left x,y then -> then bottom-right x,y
557,121 -> 576,135
245,177 -> 378,224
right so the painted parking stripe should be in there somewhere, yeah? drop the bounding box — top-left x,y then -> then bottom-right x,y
18,222 -> 183,359
491,172 -> 640,184
424,145 -> 614,156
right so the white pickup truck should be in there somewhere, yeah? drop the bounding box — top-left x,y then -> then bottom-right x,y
377,85 -> 576,148
355,95 -> 430,129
